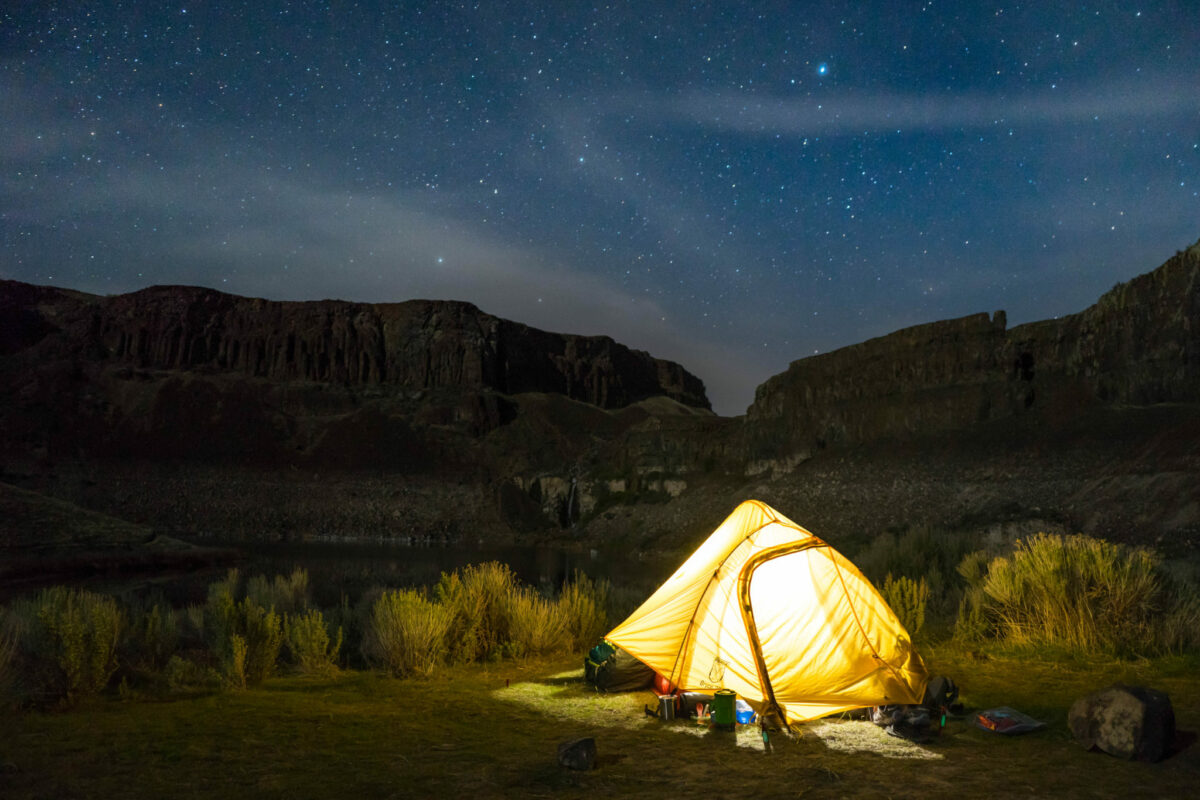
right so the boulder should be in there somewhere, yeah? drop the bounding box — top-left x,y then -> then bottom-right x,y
1068,684 -> 1175,762
556,737 -> 596,771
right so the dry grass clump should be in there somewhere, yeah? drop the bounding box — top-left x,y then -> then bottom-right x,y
246,568 -> 310,615
363,588 -> 452,677
854,525 -> 983,629
506,590 -> 568,657
881,574 -> 929,636
0,560 -> 609,701
956,532 -> 1200,656
558,571 -> 611,651
364,561 -> 610,675
285,608 -> 342,676
435,561 -> 520,663
198,570 -> 284,687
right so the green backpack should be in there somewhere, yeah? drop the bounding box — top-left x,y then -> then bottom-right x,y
583,639 -> 654,692
583,640 -> 617,683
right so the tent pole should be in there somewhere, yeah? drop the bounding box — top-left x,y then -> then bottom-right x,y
737,539 -> 828,734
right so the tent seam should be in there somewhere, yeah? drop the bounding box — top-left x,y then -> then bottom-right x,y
666,519 -> 770,686
830,558 -> 910,699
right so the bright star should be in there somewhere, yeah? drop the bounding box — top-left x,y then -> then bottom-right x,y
817,62 -> 829,75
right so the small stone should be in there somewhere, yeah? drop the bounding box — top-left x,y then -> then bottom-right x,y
557,737 -> 597,771
1068,684 -> 1175,762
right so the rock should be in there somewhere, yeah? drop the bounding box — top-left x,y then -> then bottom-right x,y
556,737 -> 596,770
1068,684 -> 1175,762
745,242 -> 1200,458
0,281 -> 710,411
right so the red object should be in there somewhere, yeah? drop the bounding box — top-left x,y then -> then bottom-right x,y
654,673 -> 674,696
977,711 -> 1018,732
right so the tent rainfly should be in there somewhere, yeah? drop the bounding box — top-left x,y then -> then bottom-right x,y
605,499 -> 929,725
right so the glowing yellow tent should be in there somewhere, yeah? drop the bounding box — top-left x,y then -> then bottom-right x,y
605,499 -> 928,724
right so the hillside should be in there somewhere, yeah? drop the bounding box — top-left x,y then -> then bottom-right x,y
1,239 -> 1198,557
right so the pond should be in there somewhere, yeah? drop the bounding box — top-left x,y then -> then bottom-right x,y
3,538 -> 675,612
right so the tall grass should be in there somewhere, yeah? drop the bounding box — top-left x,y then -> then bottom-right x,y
363,589 -> 452,677
435,561 -> 519,663
246,569 -> 310,615
955,532 -> 1200,656
854,525 -> 983,623
507,590 -> 568,657
126,602 -> 179,674
286,609 -> 342,676
558,571 -> 610,651
0,561 -> 612,701
195,569 -> 283,687
364,562 -> 610,675
238,598 -> 284,685
880,574 -> 929,637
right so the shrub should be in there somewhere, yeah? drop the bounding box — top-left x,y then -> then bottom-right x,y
364,589 -> 451,677
0,607 -> 17,707
203,569 -> 240,658
435,562 -> 518,663
881,574 -> 929,637
198,572 -> 282,686
134,603 -> 179,672
12,587 -> 124,706
239,599 -> 284,685
954,586 -> 991,642
854,525 -> 981,618
286,609 -> 342,676
225,634 -> 248,689
183,604 -> 206,643
557,571 -> 609,651
955,532 -> 1200,656
246,569 -> 310,615
164,655 -> 221,693
507,589 -> 567,658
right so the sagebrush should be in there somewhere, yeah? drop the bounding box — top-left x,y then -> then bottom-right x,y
364,588 -> 452,677
8,587 -> 123,706
955,532 -> 1200,656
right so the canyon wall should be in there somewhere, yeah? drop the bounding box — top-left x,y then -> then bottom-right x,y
1,283 -> 710,411
745,241 -> 1200,462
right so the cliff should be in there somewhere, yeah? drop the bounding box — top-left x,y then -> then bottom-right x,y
2,239 -> 1198,549
745,241 -> 1200,462
0,283 -> 709,411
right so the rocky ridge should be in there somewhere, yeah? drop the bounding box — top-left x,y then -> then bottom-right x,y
745,241 -> 1200,468
1,239 -> 1199,556
0,282 -> 709,411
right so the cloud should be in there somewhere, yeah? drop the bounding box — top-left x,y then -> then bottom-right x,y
624,76 -> 1199,137
2,142 -> 761,412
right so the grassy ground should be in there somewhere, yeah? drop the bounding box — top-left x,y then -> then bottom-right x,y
4,644 -> 1198,800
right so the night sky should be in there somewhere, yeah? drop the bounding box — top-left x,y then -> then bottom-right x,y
3,2 -> 1198,415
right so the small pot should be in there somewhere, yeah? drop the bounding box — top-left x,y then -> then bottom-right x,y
658,694 -> 676,720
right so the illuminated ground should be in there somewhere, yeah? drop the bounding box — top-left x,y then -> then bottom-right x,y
5,646 -> 1198,799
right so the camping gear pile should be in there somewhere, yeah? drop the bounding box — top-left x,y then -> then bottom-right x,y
869,675 -> 960,742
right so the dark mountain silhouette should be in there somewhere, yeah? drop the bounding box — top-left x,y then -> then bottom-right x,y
2,239 -> 1198,559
